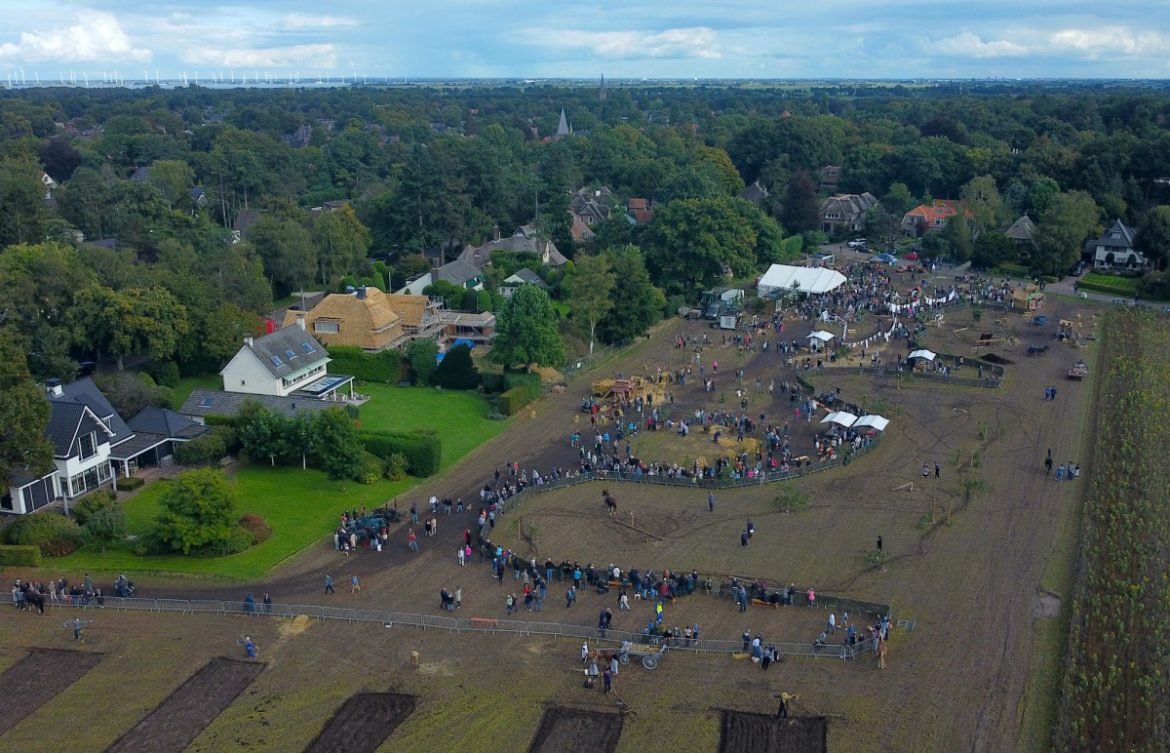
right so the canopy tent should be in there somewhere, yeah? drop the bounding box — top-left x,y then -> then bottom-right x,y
820,411 -> 858,427
852,415 -> 890,432
757,264 -> 847,297
807,330 -> 835,343
908,349 -> 937,361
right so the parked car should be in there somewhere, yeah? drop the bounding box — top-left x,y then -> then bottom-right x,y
904,251 -> 920,261
876,253 -> 898,265
847,238 -> 867,249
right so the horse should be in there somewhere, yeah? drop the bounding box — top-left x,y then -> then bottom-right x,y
20,584 -> 45,615
602,490 -> 617,518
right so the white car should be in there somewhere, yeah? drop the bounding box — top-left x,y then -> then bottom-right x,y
847,239 -> 867,249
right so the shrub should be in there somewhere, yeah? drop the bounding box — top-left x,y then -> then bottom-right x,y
149,360 -> 181,388
384,452 -> 409,481
433,344 -> 480,389
361,430 -> 441,477
72,488 -> 117,525
175,427 -> 236,465
205,526 -> 253,556
238,513 -> 272,545
82,505 -> 127,547
6,513 -> 83,557
406,339 -> 439,385
116,476 -> 146,492
354,451 -> 383,485
0,544 -> 42,566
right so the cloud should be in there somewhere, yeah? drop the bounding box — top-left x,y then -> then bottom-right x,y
0,11 -> 151,63
1044,27 -> 1168,58
281,14 -> 359,30
179,43 -> 338,69
525,26 -> 722,60
925,32 -> 1027,58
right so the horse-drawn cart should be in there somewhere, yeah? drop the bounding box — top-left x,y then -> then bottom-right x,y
619,640 -> 669,670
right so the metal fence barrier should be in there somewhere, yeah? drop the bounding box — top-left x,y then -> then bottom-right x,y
0,592 -> 884,663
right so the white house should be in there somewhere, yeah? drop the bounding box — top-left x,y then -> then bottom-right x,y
1086,219 -> 1146,270
3,379 -> 126,514
220,324 -> 354,400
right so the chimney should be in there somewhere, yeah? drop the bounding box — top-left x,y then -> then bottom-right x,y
357,286 -> 367,300
493,225 -> 500,241
295,315 -> 306,331
244,336 -> 254,348
46,378 -> 63,397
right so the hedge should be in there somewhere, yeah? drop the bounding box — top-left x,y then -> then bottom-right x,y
503,372 -> 542,401
326,346 -> 405,384
498,385 -> 534,416
174,426 -> 237,465
5,513 -> 83,557
1076,279 -> 1140,297
361,429 -> 442,477
0,545 -> 42,566
116,476 -> 146,491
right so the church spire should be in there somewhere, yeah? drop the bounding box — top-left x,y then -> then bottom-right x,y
556,107 -> 571,138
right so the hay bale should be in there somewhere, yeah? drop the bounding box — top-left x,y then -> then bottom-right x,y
410,650 -> 420,668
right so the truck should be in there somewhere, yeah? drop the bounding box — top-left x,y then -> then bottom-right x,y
717,313 -> 738,330
701,288 -> 744,319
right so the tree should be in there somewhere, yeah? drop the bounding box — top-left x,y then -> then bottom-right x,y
492,284 -> 565,368
149,159 -> 195,209
959,175 -> 1007,241
971,231 -> 1021,269
238,406 -> 291,467
644,197 -> 764,294
881,182 -> 917,215
598,245 -> 664,343
154,468 -> 240,555
434,344 -> 480,389
249,216 -> 317,296
563,254 -> 616,355
76,287 -> 190,370
93,372 -> 169,419
0,332 -> 53,490
781,171 -> 821,233
406,338 -> 439,385
312,205 -> 371,287
0,156 -> 46,247
314,408 -> 365,480
200,302 -> 262,366
39,136 -> 83,180
1136,205 -> 1170,271
1034,191 -> 1101,276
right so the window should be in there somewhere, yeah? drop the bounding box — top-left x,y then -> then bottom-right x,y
79,431 -> 97,460
70,473 -> 86,496
313,321 -> 339,334
301,341 -> 317,353
270,355 -> 283,367
97,462 -> 111,483
285,349 -> 297,360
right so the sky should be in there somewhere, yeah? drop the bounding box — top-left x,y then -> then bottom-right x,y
1,1 -> 1170,81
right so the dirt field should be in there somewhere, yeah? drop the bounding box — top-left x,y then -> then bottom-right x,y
0,289 -> 1103,753
105,657 -> 264,753
719,712 -> 826,753
528,707 -> 624,753
0,649 -> 101,736
302,693 -> 415,753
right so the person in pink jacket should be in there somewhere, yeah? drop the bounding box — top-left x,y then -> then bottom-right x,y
807,587 -> 816,608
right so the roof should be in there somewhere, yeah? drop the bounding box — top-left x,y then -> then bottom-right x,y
1093,218 -> 1136,249
556,108 -> 570,137
820,411 -> 858,427
740,180 -> 769,203
434,258 -> 482,286
820,193 -> 878,220
459,231 -> 566,269
569,186 -> 616,213
282,288 -> 403,351
903,200 -> 966,227
504,268 -> 546,286
908,349 -> 937,361
233,209 -> 262,238
1005,214 -> 1036,242
808,330 -> 835,342
44,402 -> 100,457
384,293 -> 437,329
180,389 -> 341,421
49,377 -> 132,449
757,264 -> 847,296
129,166 -> 151,182
236,326 -> 328,379
127,407 -> 208,441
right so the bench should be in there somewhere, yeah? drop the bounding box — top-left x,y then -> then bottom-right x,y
469,617 -> 498,629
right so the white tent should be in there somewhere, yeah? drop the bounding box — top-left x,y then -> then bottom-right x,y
757,264 -> 847,297
908,349 -> 937,361
852,414 -> 890,432
820,411 -> 858,427
808,330 -> 835,343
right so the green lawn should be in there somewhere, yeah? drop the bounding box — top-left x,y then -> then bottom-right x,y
1079,272 -> 1140,295
169,374 -> 222,410
64,466 -> 413,579
357,382 -> 510,470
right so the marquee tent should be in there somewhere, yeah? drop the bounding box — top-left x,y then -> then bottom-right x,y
852,415 -> 890,432
808,330 -> 835,343
820,411 -> 859,427
908,349 -> 937,361
757,264 -> 847,297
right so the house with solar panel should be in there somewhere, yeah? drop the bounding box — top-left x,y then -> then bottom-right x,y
219,322 -> 354,401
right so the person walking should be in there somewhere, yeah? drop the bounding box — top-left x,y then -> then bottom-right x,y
455,586 -> 462,610
934,461 -> 940,479
806,586 -> 816,608
603,667 -> 613,694
350,575 -> 360,594
1044,455 -> 1053,476
325,575 -> 335,594
741,530 -> 749,547
708,492 -> 716,512
457,547 -> 466,566
407,528 -> 419,552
